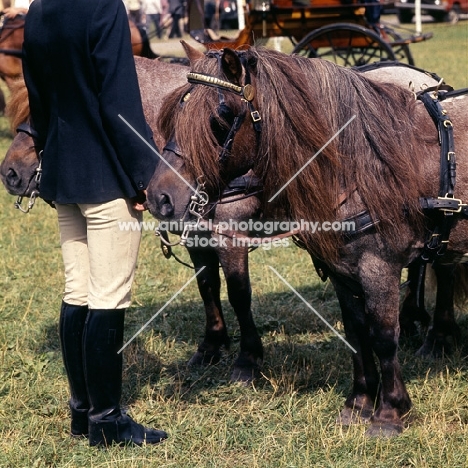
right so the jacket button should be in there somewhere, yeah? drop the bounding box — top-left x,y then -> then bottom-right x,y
137,181 -> 144,189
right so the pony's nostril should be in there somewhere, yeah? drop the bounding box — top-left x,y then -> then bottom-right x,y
6,168 -> 21,187
158,193 -> 174,218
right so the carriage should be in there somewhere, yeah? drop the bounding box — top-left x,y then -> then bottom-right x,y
187,0 -> 433,66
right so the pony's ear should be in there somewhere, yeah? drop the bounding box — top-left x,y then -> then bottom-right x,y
221,48 -> 243,85
181,40 -> 205,63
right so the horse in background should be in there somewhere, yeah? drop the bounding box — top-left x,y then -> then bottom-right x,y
0,11 -> 24,113
145,43 -> 468,436
0,57 -> 264,383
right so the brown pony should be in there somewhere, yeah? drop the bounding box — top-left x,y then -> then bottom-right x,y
0,56 -> 264,383
0,12 -> 24,113
0,13 -> 23,86
145,43 -> 468,436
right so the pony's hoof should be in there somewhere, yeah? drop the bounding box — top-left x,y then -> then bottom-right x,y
187,350 -> 221,367
365,422 -> 404,437
337,407 -> 373,426
230,366 -> 259,385
415,338 -> 450,358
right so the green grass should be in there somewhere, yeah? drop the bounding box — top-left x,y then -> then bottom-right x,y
409,20 -> 468,88
0,21 -> 467,467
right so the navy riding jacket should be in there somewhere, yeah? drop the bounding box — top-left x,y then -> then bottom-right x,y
22,0 -> 159,204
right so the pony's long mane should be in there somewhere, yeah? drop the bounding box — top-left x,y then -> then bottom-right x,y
5,78 -> 30,133
158,48 -> 438,259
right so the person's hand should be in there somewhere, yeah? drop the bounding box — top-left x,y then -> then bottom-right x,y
132,190 -> 147,211
4,7 -> 28,19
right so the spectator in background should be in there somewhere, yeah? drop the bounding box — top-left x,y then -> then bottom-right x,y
143,0 -> 163,39
168,0 -> 183,38
362,0 -> 381,32
126,0 -> 143,24
3,0 -> 31,17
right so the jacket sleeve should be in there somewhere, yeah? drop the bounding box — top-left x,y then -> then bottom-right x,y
90,0 -> 159,191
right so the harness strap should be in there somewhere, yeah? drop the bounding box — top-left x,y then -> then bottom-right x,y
0,48 -> 22,58
416,87 -> 466,263
420,196 -> 468,216
17,122 -> 39,139
353,60 -> 446,86
439,87 -> 468,100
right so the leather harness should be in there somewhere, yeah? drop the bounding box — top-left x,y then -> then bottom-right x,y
417,85 -> 468,264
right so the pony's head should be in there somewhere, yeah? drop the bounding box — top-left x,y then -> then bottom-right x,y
0,130 -> 39,197
146,42 -> 262,222
0,78 -> 40,197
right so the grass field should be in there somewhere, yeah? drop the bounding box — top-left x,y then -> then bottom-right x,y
0,19 -> 467,468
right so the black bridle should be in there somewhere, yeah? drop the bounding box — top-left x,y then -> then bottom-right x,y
156,58 -> 263,247
0,13 -> 25,59
13,122 -> 43,213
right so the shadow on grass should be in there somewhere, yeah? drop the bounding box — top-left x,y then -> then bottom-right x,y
33,283 -> 468,407
140,282 -> 468,403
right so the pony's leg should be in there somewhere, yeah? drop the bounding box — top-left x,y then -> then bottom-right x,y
416,263 -> 461,357
399,259 -> 431,337
186,246 -> 231,366
217,243 -> 263,383
330,276 -> 379,425
359,264 -> 412,437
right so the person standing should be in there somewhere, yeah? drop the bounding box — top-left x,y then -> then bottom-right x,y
126,0 -> 143,25
168,0 -> 183,38
22,0 -> 167,447
143,0 -> 164,39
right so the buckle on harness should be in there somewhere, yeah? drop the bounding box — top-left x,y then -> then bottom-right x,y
437,195 -> 467,213
250,110 -> 261,122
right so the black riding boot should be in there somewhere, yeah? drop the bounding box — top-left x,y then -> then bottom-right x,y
83,309 -> 168,447
58,301 -> 90,437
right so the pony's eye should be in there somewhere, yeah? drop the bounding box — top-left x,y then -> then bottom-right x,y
210,103 -> 235,146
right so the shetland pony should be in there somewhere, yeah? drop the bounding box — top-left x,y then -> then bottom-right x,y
145,43 -> 468,436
